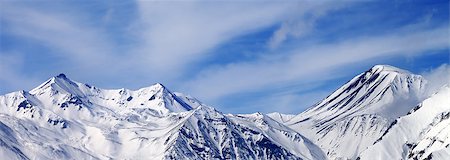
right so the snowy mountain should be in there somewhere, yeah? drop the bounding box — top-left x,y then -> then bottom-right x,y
359,85 -> 450,160
1,64 -> 448,160
227,112 -> 326,160
0,74 -> 325,160
283,65 -> 429,159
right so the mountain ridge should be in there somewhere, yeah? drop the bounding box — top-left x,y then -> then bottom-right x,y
282,64 -> 429,159
0,73 -> 325,159
0,64 -> 448,160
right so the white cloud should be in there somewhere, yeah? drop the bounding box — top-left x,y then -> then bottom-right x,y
134,1 -> 299,73
183,26 -> 449,102
268,2 -> 341,49
1,1 -> 341,87
269,21 -> 313,49
422,64 -> 450,96
0,3 -> 120,70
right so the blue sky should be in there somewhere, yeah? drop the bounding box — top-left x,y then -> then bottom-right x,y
1,0 -> 449,114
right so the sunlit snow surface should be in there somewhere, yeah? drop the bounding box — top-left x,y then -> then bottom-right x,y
280,65 -> 428,159
1,65 -> 448,160
265,65 -> 450,160
0,74 -> 325,159
359,86 -> 450,160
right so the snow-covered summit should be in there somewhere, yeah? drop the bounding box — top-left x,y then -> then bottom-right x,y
284,64 -> 428,159
370,64 -> 412,74
289,64 -> 426,125
0,74 -> 325,160
28,74 -> 194,115
1,64 -> 447,160
30,73 -> 82,95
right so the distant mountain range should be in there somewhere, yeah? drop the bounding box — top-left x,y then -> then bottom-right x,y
1,65 -> 449,160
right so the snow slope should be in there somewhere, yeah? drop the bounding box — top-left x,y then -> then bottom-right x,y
0,74 -> 325,160
359,86 -> 450,160
284,65 -> 428,159
266,112 -> 296,123
1,64 -> 447,160
228,112 -> 326,160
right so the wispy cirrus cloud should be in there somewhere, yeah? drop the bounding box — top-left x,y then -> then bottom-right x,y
133,1 -> 342,75
1,3 -> 115,64
182,25 -> 448,111
0,2 -> 126,84
0,1 -> 343,88
268,2 -> 342,49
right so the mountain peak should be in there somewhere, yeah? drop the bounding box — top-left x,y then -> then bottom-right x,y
287,65 -> 426,128
286,65 -> 427,159
30,73 -> 81,95
53,73 -> 75,83
56,73 -> 68,79
153,83 -> 166,90
372,64 -> 396,70
370,64 -> 411,74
